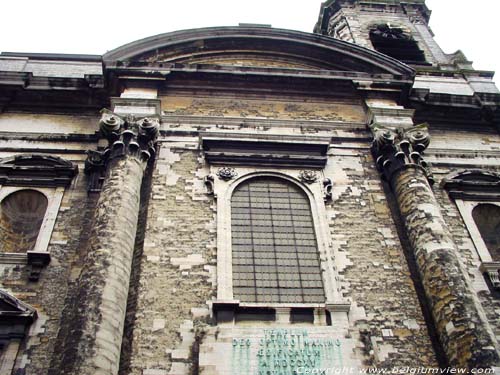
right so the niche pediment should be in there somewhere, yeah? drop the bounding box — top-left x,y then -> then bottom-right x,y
0,154 -> 78,187
442,170 -> 500,200
0,289 -> 37,324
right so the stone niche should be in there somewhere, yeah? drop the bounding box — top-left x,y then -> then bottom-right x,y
0,189 -> 48,253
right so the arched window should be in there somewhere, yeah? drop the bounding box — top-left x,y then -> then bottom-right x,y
0,190 -> 48,253
472,204 -> 500,261
231,177 -> 325,303
369,24 -> 427,65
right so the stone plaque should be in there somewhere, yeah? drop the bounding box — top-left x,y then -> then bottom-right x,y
200,326 -> 358,375
232,329 -> 342,374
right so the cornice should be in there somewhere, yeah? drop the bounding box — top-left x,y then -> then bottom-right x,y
103,27 -> 415,77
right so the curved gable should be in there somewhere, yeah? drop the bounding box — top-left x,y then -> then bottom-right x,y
103,27 -> 414,76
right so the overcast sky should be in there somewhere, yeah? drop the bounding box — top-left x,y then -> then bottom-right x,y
0,0 -> 498,82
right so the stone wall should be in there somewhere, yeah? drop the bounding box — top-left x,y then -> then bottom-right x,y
0,162 -> 95,374
120,93 -> 438,374
429,124 -> 500,351
325,143 -> 438,368
4,100 -> 497,373
0,113 -> 99,374
123,146 -> 215,375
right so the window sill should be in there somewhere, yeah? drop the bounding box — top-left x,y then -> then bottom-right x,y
211,300 -> 351,325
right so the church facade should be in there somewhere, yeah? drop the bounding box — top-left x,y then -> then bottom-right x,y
0,1 -> 499,374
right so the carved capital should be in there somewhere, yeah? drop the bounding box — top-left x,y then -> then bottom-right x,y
85,109 -> 160,192
370,122 -> 434,184
100,110 -> 159,162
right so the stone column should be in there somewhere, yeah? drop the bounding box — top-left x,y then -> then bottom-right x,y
369,110 -> 499,369
61,110 -> 159,375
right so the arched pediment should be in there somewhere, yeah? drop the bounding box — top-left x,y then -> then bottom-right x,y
442,170 -> 500,200
103,26 -> 414,76
444,170 -> 500,184
1,154 -> 75,168
0,154 -> 78,187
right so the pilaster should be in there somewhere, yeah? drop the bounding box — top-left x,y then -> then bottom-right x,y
366,102 -> 500,369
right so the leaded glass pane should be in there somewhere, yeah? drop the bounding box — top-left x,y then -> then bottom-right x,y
231,177 -> 325,303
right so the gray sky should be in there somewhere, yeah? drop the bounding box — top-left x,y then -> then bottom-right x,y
1,0 -> 498,81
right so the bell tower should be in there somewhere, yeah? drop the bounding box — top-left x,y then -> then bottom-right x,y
314,0 -> 472,70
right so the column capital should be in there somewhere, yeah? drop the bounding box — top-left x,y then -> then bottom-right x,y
84,109 -> 159,192
369,122 -> 434,184
99,109 -> 159,159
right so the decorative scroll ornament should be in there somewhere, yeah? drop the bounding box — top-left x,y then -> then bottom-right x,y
84,150 -> 108,193
370,122 -> 434,184
216,167 -> 237,181
204,175 -> 215,195
99,110 -> 124,138
323,178 -> 333,201
84,109 -> 160,192
299,170 -> 318,184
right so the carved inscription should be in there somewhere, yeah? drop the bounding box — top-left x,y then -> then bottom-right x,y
232,329 -> 342,375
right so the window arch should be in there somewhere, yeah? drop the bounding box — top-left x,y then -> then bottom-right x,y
369,24 -> 427,65
472,204 -> 500,262
0,189 -> 48,253
231,177 -> 325,303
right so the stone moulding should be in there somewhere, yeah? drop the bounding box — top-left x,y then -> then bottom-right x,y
103,27 -> 415,77
211,299 -> 350,324
201,132 -> 331,168
0,154 -> 78,188
0,290 -> 37,375
213,170 -> 346,310
0,289 -> 37,324
442,170 -> 500,201
443,170 -> 500,291
0,156 -> 76,281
